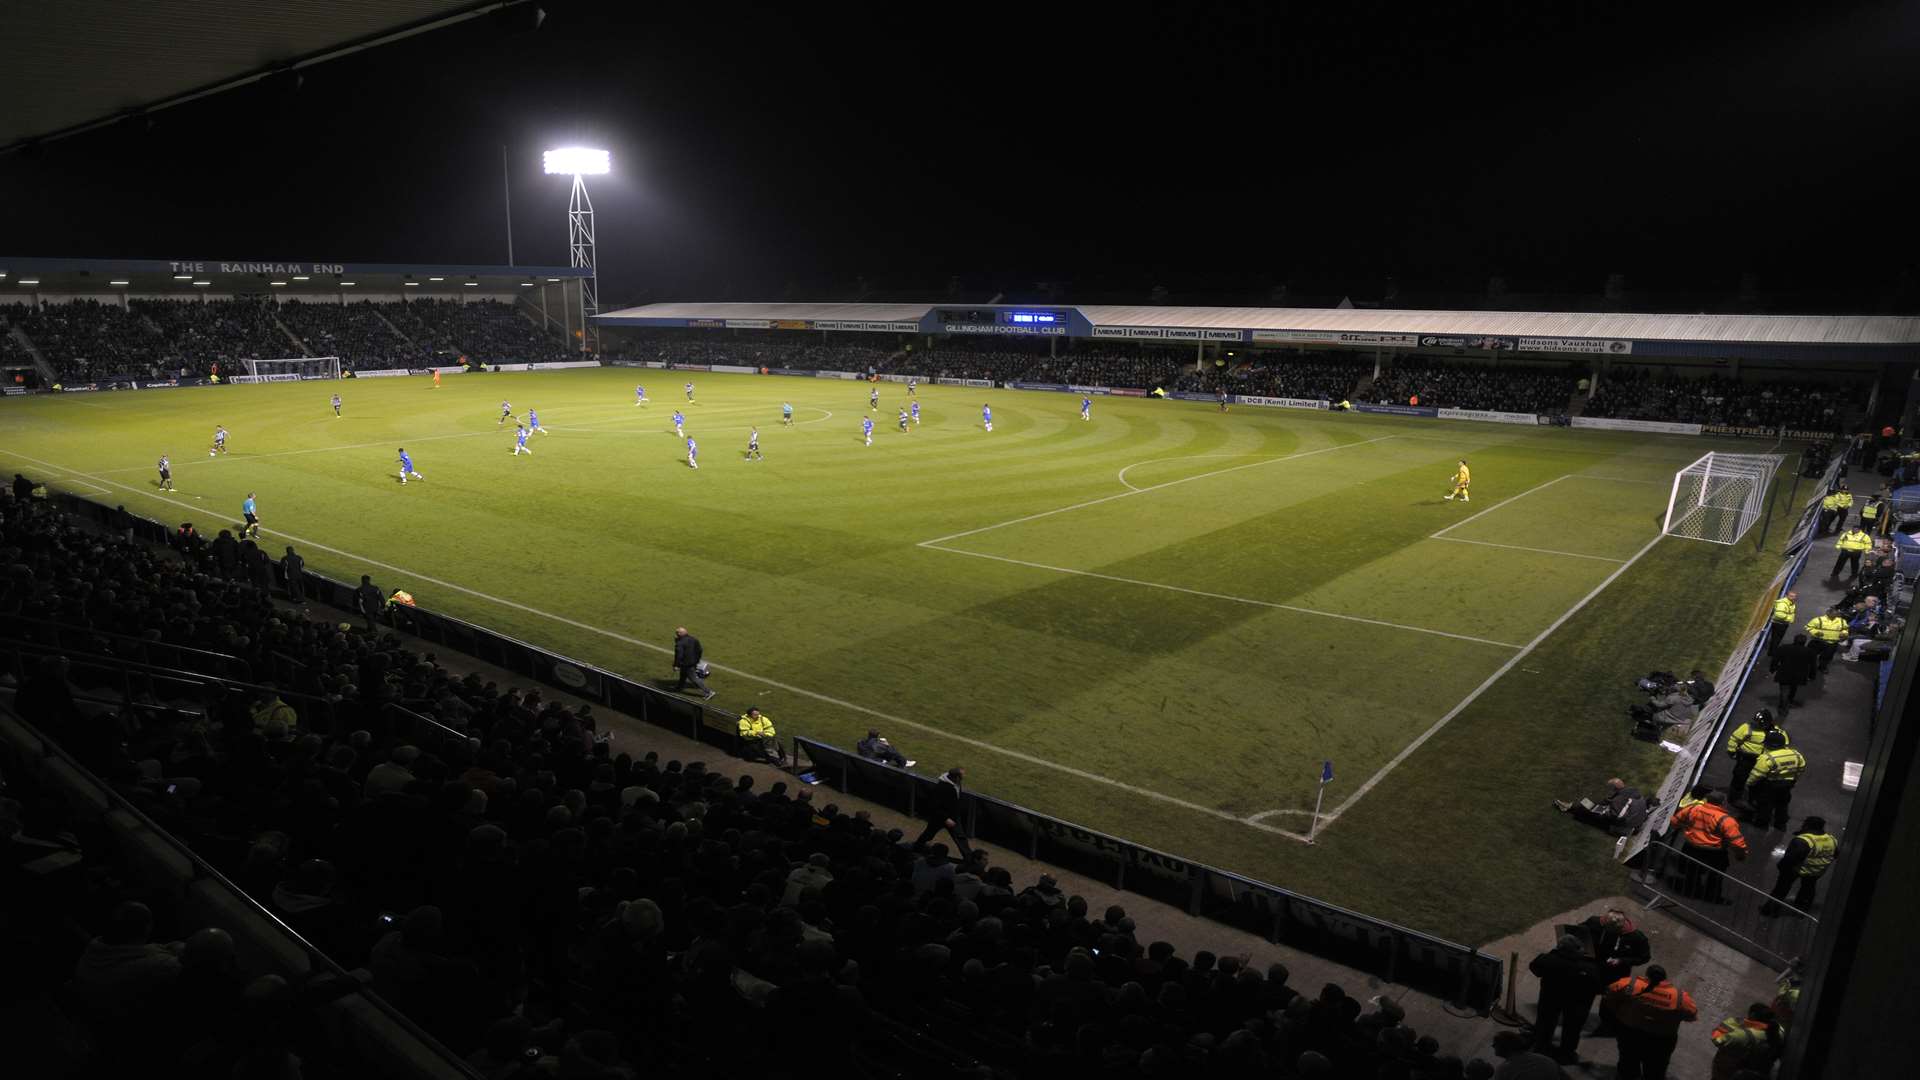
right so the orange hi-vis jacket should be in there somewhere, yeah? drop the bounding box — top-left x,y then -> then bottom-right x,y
1607,976 -> 1699,1034
1670,802 -> 1748,855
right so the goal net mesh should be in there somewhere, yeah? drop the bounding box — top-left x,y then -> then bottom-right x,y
1662,452 -> 1783,545
233,356 -> 341,383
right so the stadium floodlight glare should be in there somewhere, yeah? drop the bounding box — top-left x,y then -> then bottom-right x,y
339,281 -> 356,287
18,279 -> 40,286
404,281 -> 419,286
292,274 -> 310,280
543,147 -> 609,175
110,280 -> 130,286
192,280 -> 210,286
464,281 -> 479,286
270,281 -> 287,287
173,274 -> 193,280
546,277 -> 559,282
429,276 -> 444,281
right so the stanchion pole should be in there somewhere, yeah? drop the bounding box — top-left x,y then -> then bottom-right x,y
1488,950 -> 1529,1027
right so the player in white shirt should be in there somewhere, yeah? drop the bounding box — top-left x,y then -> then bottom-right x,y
210,425 -> 228,456
746,427 -> 763,461
499,400 -> 514,426
684,381 -> 696,403
869,386 -> 879,411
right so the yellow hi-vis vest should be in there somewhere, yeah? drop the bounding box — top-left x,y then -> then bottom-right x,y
1838,529 -> 1873,553
387,589 -> 416,608
1749,747 -> 1807,785
1834,491 -> 1854,509
1822,493 -> 1841,511
1806,615 -> 1848,643
1726,722 -> 1785,757
1861,500 -> 1881,522
1794,832 -> 1837,877
1771,597 -> 1797,625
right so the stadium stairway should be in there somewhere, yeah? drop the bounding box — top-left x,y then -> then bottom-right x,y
7,323 -> 59,386
268,308 -> 311,358
373,306 -> 419,349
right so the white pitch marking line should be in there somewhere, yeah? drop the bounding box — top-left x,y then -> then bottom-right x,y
1116,453 -> 1256,492
1314,528 -> 1666,832
919,434 -> 1399,548
0,446 -> 1313,842
924,544 -> 1526,649
1428,474 -> 1572,539
1574,474 -> 1668,484
1430,536 -> 1629,564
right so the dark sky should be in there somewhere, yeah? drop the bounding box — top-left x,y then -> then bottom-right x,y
3,0 -> 1917,309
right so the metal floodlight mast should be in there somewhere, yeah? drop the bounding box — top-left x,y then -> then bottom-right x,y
543,147 -> 609,352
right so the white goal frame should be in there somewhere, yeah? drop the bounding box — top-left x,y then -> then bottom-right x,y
1662,452 -> 1782,546
230,356 -> 341,383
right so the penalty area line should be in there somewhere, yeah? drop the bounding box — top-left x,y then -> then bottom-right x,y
0,446 -> 1313,844
1312,528 -> 1667,834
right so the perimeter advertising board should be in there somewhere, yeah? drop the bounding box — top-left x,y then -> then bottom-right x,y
1092,325 -> 1244,342
1252,330 -> 1418,348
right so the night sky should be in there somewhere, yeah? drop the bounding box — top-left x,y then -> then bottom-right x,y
2,1 -> 1916,310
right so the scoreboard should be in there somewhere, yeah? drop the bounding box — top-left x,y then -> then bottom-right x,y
936,308 -> 1070,335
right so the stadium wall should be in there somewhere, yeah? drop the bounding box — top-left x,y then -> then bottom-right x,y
44,491 -> 1506,1012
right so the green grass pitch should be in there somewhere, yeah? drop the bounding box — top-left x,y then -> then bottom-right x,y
0,369 -> 1798,943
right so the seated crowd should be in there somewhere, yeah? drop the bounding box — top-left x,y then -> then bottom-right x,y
275,301 -> 429,371
1198,354 -> 1371,402
12,299 -> 166,381
1372,361 -> 1580,414
1584,370 -> 1855,432
392,299 -> 574,366
133,297 -> 298,378
1022,348 -> 1191,390
4,485 -> 1513,1079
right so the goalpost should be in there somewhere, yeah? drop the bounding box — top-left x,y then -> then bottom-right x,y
1662,452 -> 1783,546
229,356 -> 341,383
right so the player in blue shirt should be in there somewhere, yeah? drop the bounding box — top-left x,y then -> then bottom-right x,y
512,424 -> 533,455
747,426 -> 763,461
1081,397 -> 1092,421
782,402 -> 794,426
982,404 -> 993,432
910,399 -> 921,426
672,410 -> 686,437
527,407 -> 547,434
686,436 -> 699,468
241,492 -> 260,538
331,393 -> 342,417
897,406 -> 909,432
499,400 -> 513,425
869,386 -> 879,411
157,454 -> 175,491
397,448 -> 422,484
210,425 -> 228,456
634,384 -> 648,406
684,381 -> 696,403
862,416 -> 874,446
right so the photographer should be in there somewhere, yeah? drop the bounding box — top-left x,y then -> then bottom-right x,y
1554,778 -> 1653,836
1630,672 -> 1697,740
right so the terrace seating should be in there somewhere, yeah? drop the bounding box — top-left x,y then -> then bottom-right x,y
1372,361 -> 1580,414
1584,369 -> 1855,431
275,300 -> 426,371
132,297 -> 296,376
0,485 -> 1504,1078
13,299 -> 162,381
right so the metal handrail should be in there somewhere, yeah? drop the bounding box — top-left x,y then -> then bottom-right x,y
0,636 -> 337,721
6,612 -> 253,679
0,702 -> 485,1080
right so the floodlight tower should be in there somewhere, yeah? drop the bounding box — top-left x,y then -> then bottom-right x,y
543,147 -> 609,352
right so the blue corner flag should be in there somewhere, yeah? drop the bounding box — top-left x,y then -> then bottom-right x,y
1320,760 -> 1334,784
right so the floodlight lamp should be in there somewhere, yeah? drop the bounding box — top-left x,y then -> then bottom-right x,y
544,147 -> 609,175
110,280 -> 130,286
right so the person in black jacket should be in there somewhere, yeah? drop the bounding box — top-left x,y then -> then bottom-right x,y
672,626 -> 713,699
1771,634 -> 1817,711
913,767 -> 974,858
355,575 -> 384,632
281,546 -> 307,604
1529,933 -> 1604,1063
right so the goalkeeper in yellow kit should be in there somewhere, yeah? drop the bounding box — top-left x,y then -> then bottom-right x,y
1444,459 -> 1471,502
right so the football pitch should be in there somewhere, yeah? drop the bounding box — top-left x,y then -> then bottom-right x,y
0,369 -> 1799,943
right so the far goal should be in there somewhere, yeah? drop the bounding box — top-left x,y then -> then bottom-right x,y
1662,452 -> 1783,546
230,356 -> 341,383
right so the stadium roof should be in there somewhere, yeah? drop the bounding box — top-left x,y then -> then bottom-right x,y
596,301 -> 1920,349
0,1 -> 533,153
0,256 -> 584,296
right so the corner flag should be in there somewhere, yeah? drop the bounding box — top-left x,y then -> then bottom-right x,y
1309,760 -> 1334,843
1320,760 -> 1334,784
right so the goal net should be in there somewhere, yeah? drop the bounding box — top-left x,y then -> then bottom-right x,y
230,356 -> 341,383
1662,452 -> 1782,545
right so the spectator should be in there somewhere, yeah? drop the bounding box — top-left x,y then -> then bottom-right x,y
1527,933 -> 1603,1064
1581,909 -> 1651,987
782,852 -> 834,906
856,728 -> 915,768
364,745 -> 421,798
71,900 -> 183,1011
356,574 -> 384,631
282,545 -> 307,603
1490,1028 -> 1569,1079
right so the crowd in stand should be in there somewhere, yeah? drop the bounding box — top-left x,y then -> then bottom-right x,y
604,332 -> 900,373
1372,361 -> 1580,414
275,301 -> 427,371
390,299 -> 574,366
2,485 -> 1567,1079
1024,349 -> 1191,390
1189,354 -> 1371,401
1583,369 -> 1856,432
133,297 -> 299,378
10,299 -> 166,381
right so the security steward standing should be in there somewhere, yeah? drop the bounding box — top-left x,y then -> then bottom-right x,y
1669,793 -> 1747,902
1831,523 -> 1874,580
1744,730 -> 1807,830
1818,482 -> 1851,535
1805,607 -> 1849,677
1859,488 -> 1887,534
1710,1004 -> 1781,1080
1604,964 -> 1698,1080
1723,711 -> 1785,807
1760,816 -> 1837,916
1766,590 -> 1796,656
